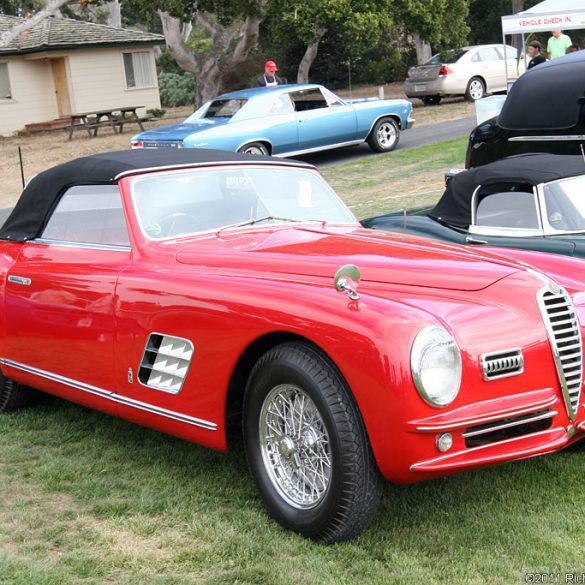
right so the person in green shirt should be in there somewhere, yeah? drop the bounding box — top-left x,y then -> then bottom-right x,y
547,30 -> 572,59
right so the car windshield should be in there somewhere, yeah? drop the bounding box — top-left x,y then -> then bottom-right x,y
543,176 -> 585,233
131,166 -> 357,239
425,48 -> 467,65
184,98 -> 247,122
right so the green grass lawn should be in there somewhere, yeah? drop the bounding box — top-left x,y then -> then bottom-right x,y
323,136 -> 468,219
2,138 -> 583,584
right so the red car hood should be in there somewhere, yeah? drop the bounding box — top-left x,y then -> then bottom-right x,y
175,226 -> 520,291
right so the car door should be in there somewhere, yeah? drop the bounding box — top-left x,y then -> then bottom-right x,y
263,93 -> 299,155
473,47 -> 504,92
290,87 -> 357,149
3,185 -> 131,402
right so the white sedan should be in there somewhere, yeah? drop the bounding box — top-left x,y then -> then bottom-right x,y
404,44 -> 521,104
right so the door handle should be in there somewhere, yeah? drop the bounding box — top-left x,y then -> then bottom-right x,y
465,236 -> 488,245
7,275 -> 32,286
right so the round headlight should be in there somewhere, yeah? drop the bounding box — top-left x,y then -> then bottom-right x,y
411,326 -> 462,407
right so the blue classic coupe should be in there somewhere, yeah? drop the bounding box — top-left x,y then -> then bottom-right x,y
131,84 -> 414,156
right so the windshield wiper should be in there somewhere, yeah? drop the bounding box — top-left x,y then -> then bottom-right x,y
216,216 -> 325,234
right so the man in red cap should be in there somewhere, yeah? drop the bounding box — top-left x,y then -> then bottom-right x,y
256,60 -> 284,87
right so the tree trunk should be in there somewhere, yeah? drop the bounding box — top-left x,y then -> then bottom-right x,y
0,0 -> 73,47
105,0 -> 121,28
512,0 -> 524,13
297,28 -> 327,84
158,9 -> 263,107
412,33 -> 432,65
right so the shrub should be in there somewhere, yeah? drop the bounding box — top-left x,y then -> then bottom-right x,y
158,72 -> 196,108
147,108 -> 167,118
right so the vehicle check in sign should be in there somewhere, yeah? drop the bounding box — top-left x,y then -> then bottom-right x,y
502,10 -> 585,34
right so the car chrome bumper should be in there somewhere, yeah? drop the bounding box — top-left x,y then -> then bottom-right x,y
404,76 -> 467,98
406,387 -> 580,476
407,117 -> 416,129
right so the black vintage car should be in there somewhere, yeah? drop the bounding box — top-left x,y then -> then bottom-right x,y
363,153 -> 585,257
466,51 -> 585,168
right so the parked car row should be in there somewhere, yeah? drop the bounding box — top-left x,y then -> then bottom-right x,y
2,52 -> 585,544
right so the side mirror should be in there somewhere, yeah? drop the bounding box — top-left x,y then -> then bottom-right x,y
334,264 -> 361,301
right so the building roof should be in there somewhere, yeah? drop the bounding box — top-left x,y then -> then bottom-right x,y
0,14 -> 165,55
0,149 -> 313,242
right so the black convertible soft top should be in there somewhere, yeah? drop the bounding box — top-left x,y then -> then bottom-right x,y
498,51 -> 585,131
0,149 -> 312,242
431,153 -> 585,228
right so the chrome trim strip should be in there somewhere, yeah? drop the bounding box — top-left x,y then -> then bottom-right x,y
114,159 -> 315,180
410,428 -> 563,471
461,410 -> 557,438
509,135 -> 585,142
30,239 -> 131,252
480,348 -> 524,381
274,140 -> 364,158
415,394 -> 557,432
7,275 -> 31,286
0,358 -> 217,431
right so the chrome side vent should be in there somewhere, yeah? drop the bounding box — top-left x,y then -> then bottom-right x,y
537,286 -> 583,421
481,349 -> 524,380
138,334 -> 194,394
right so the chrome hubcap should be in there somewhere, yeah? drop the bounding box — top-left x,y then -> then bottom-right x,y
244,146 -> 265,155
259,384 -> 332,509
469,80 -> 484,100
377,123 -> 397,148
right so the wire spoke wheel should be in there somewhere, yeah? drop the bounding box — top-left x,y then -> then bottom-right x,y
259,384 -> 332,509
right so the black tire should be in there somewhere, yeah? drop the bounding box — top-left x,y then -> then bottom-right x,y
421,95 -> 442,106
243,342 -> 384,543
366,117 -> 400,153
465,77 -> 486,101
0,372 -> 38,413
237,142 -> 269,156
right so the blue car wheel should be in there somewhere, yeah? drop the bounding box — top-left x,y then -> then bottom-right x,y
238,142 -> 270,156
367,118 -> 400,153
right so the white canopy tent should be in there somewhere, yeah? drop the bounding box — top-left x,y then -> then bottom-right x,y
502,0 -> 585,35
501,0 -> 585,86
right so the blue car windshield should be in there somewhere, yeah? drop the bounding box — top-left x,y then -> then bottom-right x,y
130,166 -> 357,240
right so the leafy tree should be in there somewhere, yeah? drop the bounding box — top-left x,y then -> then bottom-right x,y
125,0 -> 268,105
394,0 -> 470,63
267,0 -> 393,83
468,0 -> 541,45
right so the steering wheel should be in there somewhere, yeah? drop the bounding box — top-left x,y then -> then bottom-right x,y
157,212 -> 203,237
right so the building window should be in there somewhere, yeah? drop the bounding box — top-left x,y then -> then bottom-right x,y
0,63 -> 11,99
123,52 -> 154,88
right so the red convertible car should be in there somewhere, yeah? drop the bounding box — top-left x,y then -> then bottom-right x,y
1,149 -> 584,543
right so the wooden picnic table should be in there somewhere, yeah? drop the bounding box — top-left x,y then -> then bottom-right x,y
66,105 -> 150,140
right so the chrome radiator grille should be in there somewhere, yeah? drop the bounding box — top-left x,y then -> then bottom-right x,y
537,286 -> 583,420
